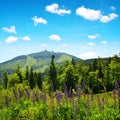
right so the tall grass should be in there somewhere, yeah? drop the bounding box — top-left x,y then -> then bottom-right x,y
0,86 -> 120,120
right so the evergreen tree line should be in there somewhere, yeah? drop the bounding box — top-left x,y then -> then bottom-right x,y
1,54 -> 120,93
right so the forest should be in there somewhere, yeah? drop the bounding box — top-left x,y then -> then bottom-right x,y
0,54 -> 120,119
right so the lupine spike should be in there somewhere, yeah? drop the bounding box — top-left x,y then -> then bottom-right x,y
26,88 -> 30,99
13,89 -> 18,100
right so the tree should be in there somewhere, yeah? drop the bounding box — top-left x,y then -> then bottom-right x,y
25,66 -> 29,81
8,73 -> 19,87
15,65 -> 23,83
3,71 -> 8,89
37,72 -> 42,90
49,55 -> 57,91
29,66 -> 35,89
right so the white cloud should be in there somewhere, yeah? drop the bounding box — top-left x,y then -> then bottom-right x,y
76,6 -> 102,21
49,34 -> 61,41
22,36 -> 31,41
41,43 -> 47,47
31,16 -> 47,26
62,44 -> 67,47
79,52 -> 96,59
45,3 -> 71,15
5,36 -> 18,43
88,34 -> 100,39
76,6 -> 118,23
110,6 -> 116,11
2,26 -> 16,33
100,13 -> 118,23
0,41 -> 2,45
87,42 -> 95,46
101,41 -> 107,44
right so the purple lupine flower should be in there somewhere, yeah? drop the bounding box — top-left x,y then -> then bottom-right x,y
42,93 -> 46,103
13,89 -> 18,100
18,88 -> 23,99
5,95 -> 9,107
26,88 -> 30,99
115,81 -> 119,89
56,91 -> 62,105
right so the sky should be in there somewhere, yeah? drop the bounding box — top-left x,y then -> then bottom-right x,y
0,0 -> 120,63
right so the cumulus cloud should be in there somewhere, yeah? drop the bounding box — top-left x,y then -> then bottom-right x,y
45,3 -> 71,15
79,52 -> 96,59
110,6 -> 116,11
5,36 -> 18,43
2,26 -> 16,33
22,36 -> 31,41
101,41 -> 107,44
76,6 -> 118,23
31,16 -> 47,26
88,34 -> 100,39
100,13 -> 118,23
76,6 -> 102,21
49,34 -> 61,41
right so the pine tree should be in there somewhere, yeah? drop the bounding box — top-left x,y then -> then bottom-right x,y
3,71 -> 8,89
37,72 -> 42,90
15,65 -> 23,83
49,55 -> 57,91
29,66 -> 35,89
25,66 -> 29,81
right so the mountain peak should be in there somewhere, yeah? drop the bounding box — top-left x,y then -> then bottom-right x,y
0,51 -> 81,74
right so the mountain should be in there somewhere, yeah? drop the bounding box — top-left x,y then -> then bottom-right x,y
0,50 -> 81,75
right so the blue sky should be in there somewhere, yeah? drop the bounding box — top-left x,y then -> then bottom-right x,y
0,0 -> 120,63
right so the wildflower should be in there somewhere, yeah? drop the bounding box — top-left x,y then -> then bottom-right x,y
42,93 -> 46,103
115,81 -> 119,89
13,89 -> 18,100
18,88 -> 23,99
56,91 -> 62,105
26,88 -> 30,99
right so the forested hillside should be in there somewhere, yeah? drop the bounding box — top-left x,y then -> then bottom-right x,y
0,50 -> 81,75
1,53 -> 120,93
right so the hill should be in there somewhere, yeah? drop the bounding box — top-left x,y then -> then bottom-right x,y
0,50 -> 81,75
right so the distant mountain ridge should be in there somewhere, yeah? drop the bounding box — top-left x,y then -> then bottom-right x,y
0,50 -> 81,75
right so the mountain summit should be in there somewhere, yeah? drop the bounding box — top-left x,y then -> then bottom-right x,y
0,50 -> 81,74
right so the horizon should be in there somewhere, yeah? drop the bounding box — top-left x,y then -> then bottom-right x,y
0,0 -> 120,63
0,49 -> 118,64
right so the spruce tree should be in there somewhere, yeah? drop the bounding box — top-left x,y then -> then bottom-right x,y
37,72 -> 42,90
29,66 -> 35,89
25,66 -> 29,81
49,55 -> 57,91
3,71 -> 8,89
